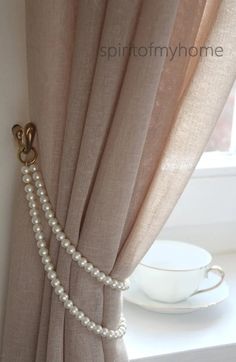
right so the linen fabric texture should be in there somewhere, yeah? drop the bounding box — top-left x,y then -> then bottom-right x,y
2,0 -> 236,361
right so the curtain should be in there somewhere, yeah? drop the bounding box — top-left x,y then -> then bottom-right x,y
2,0 -> 235,361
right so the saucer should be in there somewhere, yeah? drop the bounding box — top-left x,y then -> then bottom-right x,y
123,273 -> 229,314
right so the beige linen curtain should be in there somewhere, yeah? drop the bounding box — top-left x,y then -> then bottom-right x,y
2,0 -> 236,361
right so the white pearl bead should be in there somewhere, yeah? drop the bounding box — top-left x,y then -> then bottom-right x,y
29,208 -> 38,217
35,180 -> 44,188
117,330 -> 122,338
48,217 -> 57,227
66,245 -> 75,255
44,263 -> 53,272
77,257 -> 87,267
29,164 -> 38,172
55,285 -> 64,295
32,171 -> 41,181
59,293 -> 68,302
26,192 -> 35,201
41,255 -> 51,264
45,210 -> 54,219
72,251 -> 81,261
101,328 -> 109,337
29,201 -> 37,209
47,271 -> 57,280
33,224 -> 43,233
40,195 -> 49,204
35,231 -> 45,240
107,330 -> 115,339
39,247 -> 48,256
21,166 -> 30,174
52,224 -> 62,234
61,239 -> 70,248
56,232 -> 65,241
42,202 -> 51,212
76,311 -> 84,320
25,184 -> 34,193
37,240 -> 46,248
114,331 -> 119,338
69,306 -> 78,316
87,322 -> 96,331
32,216 -> 40,224
51,279 -> 60,288
84,263 -> 93,273
111,280 -> 118,289
81,316 -> 90,326
37,187 -> 46,197
22,174 -> 32,183
117,282 -> 123,290
97,272 -> 105,282
64,300 -> 73,309
124,279 -> 130,289
104,276 -> 112,286
94,325 -> 103,335
91,268 -> 100,277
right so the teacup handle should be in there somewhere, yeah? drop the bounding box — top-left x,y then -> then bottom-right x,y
192,265 -> 225,296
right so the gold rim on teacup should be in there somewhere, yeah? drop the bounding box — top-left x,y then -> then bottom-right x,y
139,259 -> 212,272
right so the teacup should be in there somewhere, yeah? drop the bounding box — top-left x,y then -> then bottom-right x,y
134,240 -> 225,304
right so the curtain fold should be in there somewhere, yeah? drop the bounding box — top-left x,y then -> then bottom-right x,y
2,0 -> 235,361
114,0 -> 236,277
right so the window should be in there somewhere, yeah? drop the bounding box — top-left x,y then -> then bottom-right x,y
206,81 -> 236,153
158,81 -> 236,254
196,81 -> 236,177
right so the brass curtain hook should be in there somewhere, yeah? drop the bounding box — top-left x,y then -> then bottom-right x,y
12,122 -> 37,165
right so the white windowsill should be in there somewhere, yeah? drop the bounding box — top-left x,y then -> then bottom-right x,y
124,252 -> 236,362
193,152 -> 236,178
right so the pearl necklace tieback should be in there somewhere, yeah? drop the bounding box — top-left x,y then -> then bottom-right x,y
21,164 -> 127,339
12,123 -> 127,340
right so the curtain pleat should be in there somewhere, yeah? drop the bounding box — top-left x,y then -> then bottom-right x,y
66,2 -> 180,360
1,0 -> 235,361
114,0 -> 236,279
119,0 -> 208,250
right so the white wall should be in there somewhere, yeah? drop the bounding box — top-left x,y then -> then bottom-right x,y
0,0 -> 29,343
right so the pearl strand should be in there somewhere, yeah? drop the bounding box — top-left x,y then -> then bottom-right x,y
22,169 -> 127,339
22,164 -> 129,292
